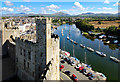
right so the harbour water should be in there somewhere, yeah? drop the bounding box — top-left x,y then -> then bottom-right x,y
54,24 -> 120,80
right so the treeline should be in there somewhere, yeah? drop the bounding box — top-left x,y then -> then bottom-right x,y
52,17 -> 74,25
75,19 -> 94,32
103,26 -> 120,37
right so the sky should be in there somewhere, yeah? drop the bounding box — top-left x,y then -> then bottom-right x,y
0,0 -> 119,15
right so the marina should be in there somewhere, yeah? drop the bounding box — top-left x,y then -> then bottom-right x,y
54,24 -> 120,80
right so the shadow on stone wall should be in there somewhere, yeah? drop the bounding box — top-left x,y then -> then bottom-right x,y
2,38 -> 16,81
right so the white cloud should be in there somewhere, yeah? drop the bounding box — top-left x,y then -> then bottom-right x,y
0,7 -> 14,12
98,7 -> 112,10
113,2 -> 119,6
4,1 -> 13,6
73,2 -> 86,10
46,4 -> 59,10
40,4 -> 59,13
104,0 -> 110,4
59,10 -> 69,13
17,5 -> 31,12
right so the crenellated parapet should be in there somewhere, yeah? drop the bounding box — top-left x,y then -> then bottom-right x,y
15,37 -> 36,45
35,17 -> 52,25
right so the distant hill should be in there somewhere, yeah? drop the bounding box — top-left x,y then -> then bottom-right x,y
81,12 -> 95,15
52,12 -> 71,16
78,12 -> 117,17
1,12 -> 118,17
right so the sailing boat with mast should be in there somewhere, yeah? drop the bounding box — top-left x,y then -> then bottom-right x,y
96,40 -> 106,57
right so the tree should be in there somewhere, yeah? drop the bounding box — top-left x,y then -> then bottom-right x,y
98,21 -> 102,24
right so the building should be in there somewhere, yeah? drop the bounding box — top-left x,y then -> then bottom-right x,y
15,17 -> 60,81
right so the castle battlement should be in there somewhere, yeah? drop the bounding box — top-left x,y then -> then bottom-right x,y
35,17 -> 51,24
15,37 -> 36,45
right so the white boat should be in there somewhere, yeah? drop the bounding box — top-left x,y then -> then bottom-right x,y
74,41 -> 78,45
80,44 -> 85,48
96,72 -> 107,80
70,39 -> 73,42
96,51 -> 106,57
67,36 -> 69,40
86,47 -> 94,52
110,56 -> 120,63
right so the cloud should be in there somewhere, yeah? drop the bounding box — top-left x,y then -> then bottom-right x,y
0,7 -> 14,12
98,7 -> 112,10
4,1 -> 13,6
104,0 -> 110,4
17,5 -> 31,12
46,4 -> 59,10
73,2 -> 86,10
40,4 -> 59,14
59,10 -> 69,13
113,2 -> 119,6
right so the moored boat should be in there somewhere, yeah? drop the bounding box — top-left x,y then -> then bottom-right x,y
67,36 -> 69,40
96,51 -> 106,57
110,56 -> 120,63
80,44 -> 85,48
70,39 -> 73,42
86,47 -> 94,52
74,41 -> 78,45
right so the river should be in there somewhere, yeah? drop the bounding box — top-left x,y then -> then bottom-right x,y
53,24 -> 120,81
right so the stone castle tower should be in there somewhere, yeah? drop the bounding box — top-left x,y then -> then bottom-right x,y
16,17 -> 60,81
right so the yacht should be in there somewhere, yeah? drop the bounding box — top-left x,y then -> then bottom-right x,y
67,36 -> 69,40
110,56 -> 120,63
96,51 -> 106,57
74,41 -> 78,45
86,47 -> 94,52
80,44 -> 85,48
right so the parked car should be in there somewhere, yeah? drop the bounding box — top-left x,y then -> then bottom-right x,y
71,61 -> 76,66
60,65 -> 64,70
64,71 -> 71,75
64,57 -> 70,61
72,74 -> 78,82
89,74 -> 95,80
60,60 -> 65,63
79,67 -> 84,72
60,54 -> 64,58
87,72 -> 92,77
83,70 -> 89,75
75,64 -> 81,70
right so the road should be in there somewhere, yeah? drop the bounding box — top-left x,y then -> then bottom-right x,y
60,59 -> 89,81
60,72 -> 72,81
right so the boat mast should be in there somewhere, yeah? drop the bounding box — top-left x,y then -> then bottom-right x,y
85,51 -> 86,64
73,45 -> 75,57
64,38 -> 65,51
99,40 -> 100,51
